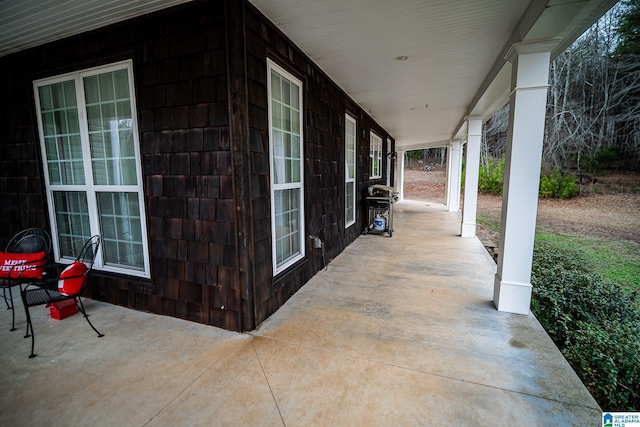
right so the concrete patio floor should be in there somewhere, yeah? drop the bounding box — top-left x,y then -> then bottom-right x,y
0,200 -> 601,426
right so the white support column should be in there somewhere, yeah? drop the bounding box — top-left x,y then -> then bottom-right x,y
446,141 -> 463,212
493,40 -> 555,315
461,117 -> 482,237
397,150 -> 405,201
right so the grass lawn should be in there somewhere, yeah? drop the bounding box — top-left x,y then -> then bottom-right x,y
535,233 -> 640,302
477,213 -> 640,302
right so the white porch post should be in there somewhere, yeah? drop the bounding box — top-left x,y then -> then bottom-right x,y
493,41 -> 555,315
461,117 -> 482,237
446,141 -> 463,212
397,150 -> 405,201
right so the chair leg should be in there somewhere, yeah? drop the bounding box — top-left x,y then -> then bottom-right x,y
6,286 -> 16,331
2,285 -> 10,309
20,296 -> 36,358
76,297 -> 104,338
27,321 -> 36,358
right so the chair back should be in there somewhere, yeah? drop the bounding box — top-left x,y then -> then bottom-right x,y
57,235 -> 100,297
5,228 -> 51,255
77,235 -> 100,271
1,228 -> 51,281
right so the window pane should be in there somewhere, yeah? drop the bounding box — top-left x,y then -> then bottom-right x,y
291,135 -> 300,159
44,136 -> 58,160
51,83 -> 66,109
38,81 -> 85,185
272,101 -> 282,130
282,80 -> 291,106
85,70 -> 137,186
272,131 -> 284,185
63,81 -> 77,107
291,159 -> 300,182
84,75 -> 99,104
346,119 -> 354,139
274,188 -> 301,267
290,84 -> 299,110
283,106 -> 292,131
121,158 -> 138,184
97,192 -> 144,270
119,129 -> 135,156
117,101 -> 132,121
370,133 -> 382,178
98,73 -> 115,101
42,112 -> 56,136
101,103 -> 116,125
346,182 -> 355,224
114,70 -> 130,99
291,111 -> 300,133
53,191 -> 91,259
86,105 -> 101,132
39,86 -> 53,110
68,108 -> 80,133
270,71 -> 281,102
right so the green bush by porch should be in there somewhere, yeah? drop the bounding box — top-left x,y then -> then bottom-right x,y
475,157 -> 579,199
531,237 -> 640,411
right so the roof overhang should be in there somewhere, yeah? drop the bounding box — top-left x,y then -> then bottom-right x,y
0,0 -> 618,151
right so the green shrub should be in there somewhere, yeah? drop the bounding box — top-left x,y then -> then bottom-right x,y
478,157 -> 504,195
531,239 -> 640,411
579,148 -> 621,172
477,159 -> 578,199
564,321 -> 640,410
539,169 -> 579,199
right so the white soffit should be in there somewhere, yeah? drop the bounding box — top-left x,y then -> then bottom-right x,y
0,0 -> 619,151
250,0 -> 531,149
250,0 -> 617,150
0,0 -> 193,57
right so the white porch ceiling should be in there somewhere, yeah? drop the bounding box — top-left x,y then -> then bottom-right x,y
0,0 -> 617,150
249,0 -> 618,150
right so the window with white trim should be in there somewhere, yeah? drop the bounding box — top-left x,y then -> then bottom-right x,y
33,60 -> 150,278
345,114 -> 356,228
370,132 -> 383,179
267,59 -> 305,274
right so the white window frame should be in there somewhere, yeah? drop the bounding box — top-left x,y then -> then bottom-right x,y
370,132 -> 383,179
267,59 -> 305,275
385,138 -> 391,187
33,60 -> 150,278
345,114 -> 357,228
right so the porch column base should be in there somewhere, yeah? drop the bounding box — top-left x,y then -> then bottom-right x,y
460,222 -> 476,237
493,274 -> 531,315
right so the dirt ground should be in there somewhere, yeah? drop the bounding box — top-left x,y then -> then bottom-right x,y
402,166 -> 640,254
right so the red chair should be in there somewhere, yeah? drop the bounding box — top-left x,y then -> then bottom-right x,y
21,235 -> 103,358
0,228 -> 51,331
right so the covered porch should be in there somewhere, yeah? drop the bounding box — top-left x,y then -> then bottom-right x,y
0,201 -> 599,426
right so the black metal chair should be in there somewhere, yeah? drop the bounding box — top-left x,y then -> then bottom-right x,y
21,235 -> 103,358
0,228 -> 51,331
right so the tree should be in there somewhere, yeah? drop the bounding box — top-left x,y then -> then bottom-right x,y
614,0 -> 640,56
484,3 -> 640,172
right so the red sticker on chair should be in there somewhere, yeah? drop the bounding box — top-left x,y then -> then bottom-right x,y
0,251 -> 46,279
57,262 -> 88,296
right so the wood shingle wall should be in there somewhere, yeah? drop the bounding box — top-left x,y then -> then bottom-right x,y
0,0 -> 394,332
244,3 -> 394,326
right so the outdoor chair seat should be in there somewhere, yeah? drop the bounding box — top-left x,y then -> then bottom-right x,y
21,235 -> 103,358
22,287 -> 73,307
